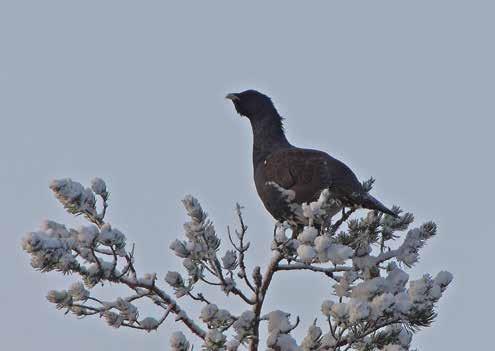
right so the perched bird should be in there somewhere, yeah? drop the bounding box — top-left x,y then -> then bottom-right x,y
226,89 -> 398,225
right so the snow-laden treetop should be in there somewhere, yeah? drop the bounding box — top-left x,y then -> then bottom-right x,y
22,178 -> 452,351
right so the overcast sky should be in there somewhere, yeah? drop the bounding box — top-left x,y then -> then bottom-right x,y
1,1 -> 494,350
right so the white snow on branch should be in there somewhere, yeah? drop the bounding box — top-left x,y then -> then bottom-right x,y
22,177 -> 453,351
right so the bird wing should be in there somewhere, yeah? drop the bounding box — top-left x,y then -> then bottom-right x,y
262,148 -> 364,204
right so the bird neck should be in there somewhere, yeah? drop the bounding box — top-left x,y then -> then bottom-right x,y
250,113 -> 291,166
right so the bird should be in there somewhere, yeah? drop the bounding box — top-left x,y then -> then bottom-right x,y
226,89 -> 398,226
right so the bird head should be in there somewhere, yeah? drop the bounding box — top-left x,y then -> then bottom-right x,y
225,90 -> 278,120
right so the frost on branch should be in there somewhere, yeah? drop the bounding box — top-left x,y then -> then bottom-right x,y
22,177 -> 452,351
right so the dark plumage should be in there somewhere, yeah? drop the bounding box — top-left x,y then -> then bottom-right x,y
226,89 -> 398,223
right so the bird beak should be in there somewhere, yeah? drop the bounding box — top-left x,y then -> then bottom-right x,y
225,93 -> 240,102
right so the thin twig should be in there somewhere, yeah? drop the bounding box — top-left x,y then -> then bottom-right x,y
331,208 -> 356,233
228,207 -> 256,293
276,262 -> 352,281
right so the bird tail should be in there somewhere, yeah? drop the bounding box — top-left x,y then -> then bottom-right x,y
361,194 -> 398,218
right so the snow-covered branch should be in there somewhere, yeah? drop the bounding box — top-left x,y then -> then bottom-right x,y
22,178 -> 452,351
23,178 -> 205,341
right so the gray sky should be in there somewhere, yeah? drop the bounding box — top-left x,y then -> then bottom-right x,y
1,1 -> 494,350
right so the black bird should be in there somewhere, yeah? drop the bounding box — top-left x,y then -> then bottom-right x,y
226,89 -> 398,224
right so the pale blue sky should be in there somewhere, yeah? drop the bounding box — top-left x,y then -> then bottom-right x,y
1,1 -> 494,350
